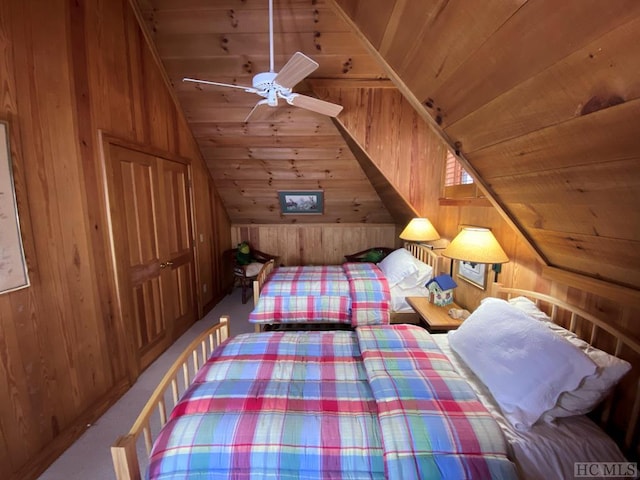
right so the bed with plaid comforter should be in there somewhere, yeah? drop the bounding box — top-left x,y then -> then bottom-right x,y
147,325 -> 517,480
248,263 -> 390,326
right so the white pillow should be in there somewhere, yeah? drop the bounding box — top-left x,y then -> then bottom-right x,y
397,260 -> 433,290
507,296 -> 632,421
505,296 -> 552,322
376,248 -> 418,287
448,299 -> 597,430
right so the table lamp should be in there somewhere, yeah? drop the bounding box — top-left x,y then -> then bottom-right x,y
399,218 -> 440,245
442,227 -> 509,281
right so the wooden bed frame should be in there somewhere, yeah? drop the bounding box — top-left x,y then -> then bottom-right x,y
111,317 -> 229,480
110,285 -> 640,479
251,243 -> 445,331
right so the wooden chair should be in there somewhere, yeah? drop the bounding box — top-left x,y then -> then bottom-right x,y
226,246 -> 279,304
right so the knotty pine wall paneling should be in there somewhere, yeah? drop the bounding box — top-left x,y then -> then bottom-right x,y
319,82 -> 640,349
231,224 -> 399,266
316,85 -> 553,310
328,1 -> 640,330
0,1 -> 227,478
191,158 -> 232,315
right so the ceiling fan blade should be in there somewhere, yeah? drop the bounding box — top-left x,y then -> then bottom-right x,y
244,99 -> 277,122
274,52 -> 319,89
287,94 -> 343,117
183,77 -> 257,94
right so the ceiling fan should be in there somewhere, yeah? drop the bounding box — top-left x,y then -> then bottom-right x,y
182,0 -> 343,122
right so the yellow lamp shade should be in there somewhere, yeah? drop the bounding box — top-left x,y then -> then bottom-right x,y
442,227 -> 508,264
399,218 -> 440,242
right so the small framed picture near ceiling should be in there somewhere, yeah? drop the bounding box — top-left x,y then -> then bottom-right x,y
0,120 -> 30,294
457,261 -> 488,290
278,190 -> 324,215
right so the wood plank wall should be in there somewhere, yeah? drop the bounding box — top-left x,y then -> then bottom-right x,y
0,1 -> 230,478
231,223 -> 399,266
318,87 -> 536,306
317,85 -> 640,339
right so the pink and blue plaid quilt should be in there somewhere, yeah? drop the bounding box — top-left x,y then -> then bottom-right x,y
248,263 -> 390,326
357,325 -> 518,479
147,327 -> 517,480
343,263 -> 390,326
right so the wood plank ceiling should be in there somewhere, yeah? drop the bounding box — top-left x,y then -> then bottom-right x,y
136,0 -> 396,225
136,0 -> 640,290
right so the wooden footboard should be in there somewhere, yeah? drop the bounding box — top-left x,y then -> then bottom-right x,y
490,283 -> 640,458
253,260 -> 275,332
111,317 -> 230,480
253,259 -> 275,308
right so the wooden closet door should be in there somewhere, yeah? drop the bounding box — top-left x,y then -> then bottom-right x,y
157,158 -> 196,341
105,143 -> 196,373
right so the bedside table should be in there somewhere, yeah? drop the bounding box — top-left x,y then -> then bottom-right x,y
405,296 -> 464,332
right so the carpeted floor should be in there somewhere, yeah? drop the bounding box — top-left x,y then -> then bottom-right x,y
38,289 -> 255,480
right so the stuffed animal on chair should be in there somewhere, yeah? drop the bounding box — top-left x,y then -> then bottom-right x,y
235,242 -> 253,266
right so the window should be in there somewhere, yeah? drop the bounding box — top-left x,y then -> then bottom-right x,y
444,150 -> 473,187
442,150 -> 481,200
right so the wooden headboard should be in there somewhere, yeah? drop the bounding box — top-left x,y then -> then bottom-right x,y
491,282 -> 640,459
402,242 -> 443,276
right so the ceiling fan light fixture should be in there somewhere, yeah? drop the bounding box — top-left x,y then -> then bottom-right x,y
252,72 -> 277,90
183,0 -> 343,121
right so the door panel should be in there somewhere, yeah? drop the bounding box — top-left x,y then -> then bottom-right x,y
158,159 -> 197,340
120,159 -> 159,267
105,142 -> 197,373
132,279 -> 163,352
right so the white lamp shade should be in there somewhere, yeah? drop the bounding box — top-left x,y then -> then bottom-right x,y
442,227 -> 509,264
399,218 -> 440,242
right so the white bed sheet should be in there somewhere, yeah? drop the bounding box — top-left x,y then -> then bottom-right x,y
432,334 -> 627,480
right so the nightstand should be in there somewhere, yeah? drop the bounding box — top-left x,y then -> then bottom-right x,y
405,296 -> 465,332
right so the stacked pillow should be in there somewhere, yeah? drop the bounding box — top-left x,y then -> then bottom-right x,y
376,248 -> 433,290
448,297 -> 631,430
507,296 -> 631,423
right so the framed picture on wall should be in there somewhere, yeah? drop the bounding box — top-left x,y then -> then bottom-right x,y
278,190 -> 324,215
0,121 -> 30,294
457,261 -> 488,290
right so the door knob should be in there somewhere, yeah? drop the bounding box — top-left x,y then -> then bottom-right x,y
159,261 -> 174,269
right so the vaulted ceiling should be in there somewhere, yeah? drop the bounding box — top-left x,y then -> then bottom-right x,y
135,0 -> 640,290
135,0 -> 398,225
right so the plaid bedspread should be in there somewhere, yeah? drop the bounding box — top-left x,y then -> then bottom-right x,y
147,327 -> 517,480
248,263 -> 390,325
343,263 -> 390,326
357,325 -> 518,479
148,331 -> 385,479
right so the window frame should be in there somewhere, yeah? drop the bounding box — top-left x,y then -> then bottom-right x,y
441,150 -> 482,201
